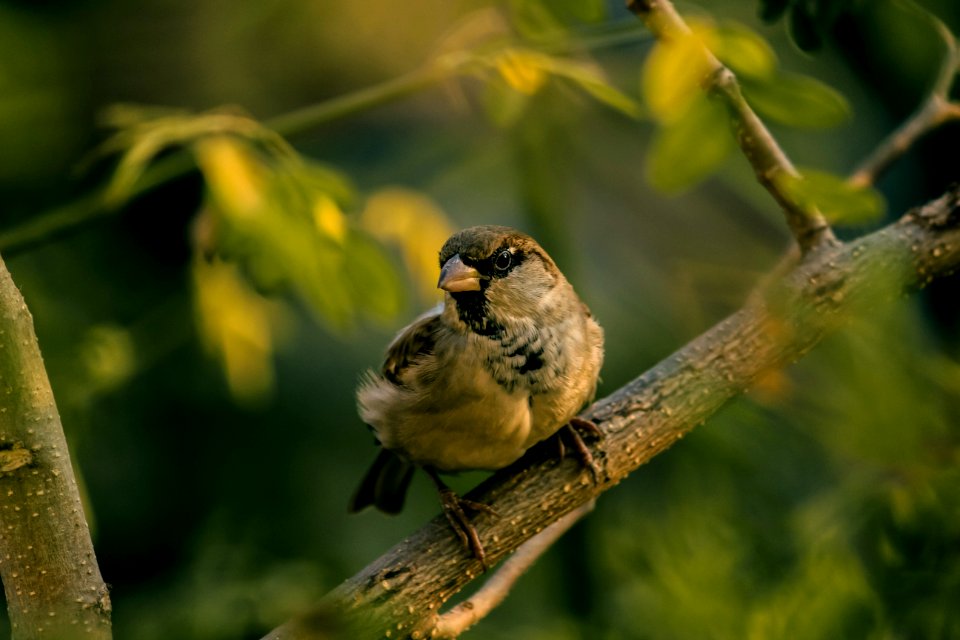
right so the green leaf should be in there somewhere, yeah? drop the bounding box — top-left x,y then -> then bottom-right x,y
646,96 -> 733,193
481,75 -> 531,128
542,57 -> 641,118
742,72 -> 850,129
776,168 -> 885,223
713,21 -> 777,80
344,231 -> 404,320
549,0 -> 606,23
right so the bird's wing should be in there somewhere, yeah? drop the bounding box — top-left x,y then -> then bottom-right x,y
382,304 -> 443,385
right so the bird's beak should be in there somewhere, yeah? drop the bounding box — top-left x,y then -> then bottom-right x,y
438,254 -> 482,292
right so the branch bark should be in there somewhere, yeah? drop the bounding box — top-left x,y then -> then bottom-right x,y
627,0 -> 838,253
264,186 -> 960,639
0,255 -> 112,639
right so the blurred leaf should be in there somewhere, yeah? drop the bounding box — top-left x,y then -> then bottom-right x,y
642,21 -> 714,123
99,106 -> 294,207
312,195 -> 348,244
477,47 -> 639,123
505,0 -> 606,40
361,188 -> 453,303
776,168 -> 885,223
554,0 -> 606,23
343,231 -> 405,320
647,96 -> 733,193
79,325 -> 137,393
493,48 -> 549,95
194,136 -> 400,332
742,72 -> 850,129
540,56 -> 641,118
193,257 -> 287,403
713,21 -> 778,80
506,0 -> 567,42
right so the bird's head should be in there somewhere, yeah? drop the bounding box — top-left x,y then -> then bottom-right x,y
437,226 -> 562,334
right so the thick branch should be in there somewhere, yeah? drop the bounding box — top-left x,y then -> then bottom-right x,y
265,186 -> 960,640
0,256 -> 112,639
434,501 -> 595,638
628,0 -> 837,252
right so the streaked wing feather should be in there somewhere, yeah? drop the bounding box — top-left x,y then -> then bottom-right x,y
382,305 -> 443,385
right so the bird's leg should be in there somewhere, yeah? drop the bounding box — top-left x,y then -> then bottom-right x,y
425,468 -> 498,569
560,417 -> 604,482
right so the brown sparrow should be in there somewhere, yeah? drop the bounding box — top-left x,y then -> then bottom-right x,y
350,225 -> 604,564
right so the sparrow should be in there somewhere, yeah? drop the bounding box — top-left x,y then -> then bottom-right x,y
349,225 -> 604,565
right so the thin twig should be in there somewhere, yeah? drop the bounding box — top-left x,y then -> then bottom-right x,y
849,16 -> 960,188
627,0 -> 838,253
434,501 -> 596,639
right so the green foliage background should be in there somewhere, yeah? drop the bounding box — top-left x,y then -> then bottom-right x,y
1,0 -> 959,638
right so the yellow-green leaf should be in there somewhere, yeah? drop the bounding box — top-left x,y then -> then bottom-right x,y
713,21 -> 777,80
541,57 -> 641,118
642,26 -> 714,123
646,96 -> 733,193
742,72 -> 850,129
776,168 -> 885,223
482,74 -> 531,128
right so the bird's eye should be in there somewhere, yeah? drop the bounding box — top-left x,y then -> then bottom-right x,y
493,250 -> 512,271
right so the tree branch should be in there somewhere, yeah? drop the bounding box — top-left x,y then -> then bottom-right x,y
627,0 -> 838,253
433,500 -> 595,639
849,16 -> 960,188
264,186 -> 960,640
0,255 -> 112,640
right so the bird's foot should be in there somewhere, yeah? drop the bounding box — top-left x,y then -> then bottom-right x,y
426,468 -> 498,569
559,417 -> 604,483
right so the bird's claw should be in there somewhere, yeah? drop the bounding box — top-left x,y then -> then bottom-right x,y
561,418 -> 604,483
438,489 -> 497,569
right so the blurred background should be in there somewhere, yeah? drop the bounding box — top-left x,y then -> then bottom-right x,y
1,0 -> 959,638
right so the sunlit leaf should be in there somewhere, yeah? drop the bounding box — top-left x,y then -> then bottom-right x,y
99,108 -> 294,206
742,72 -> 850,129
713,21 -> 777,80
361,187 -> 454,302
493,49 -> 549,96
312,194 -> 347,244
646,96 -> 733,193
196,136 -> 267,216
642,23 -> 714,123
193,257 -> 287,403
776,168 -> 885,223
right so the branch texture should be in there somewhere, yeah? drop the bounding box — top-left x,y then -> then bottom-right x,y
0,256 -> 112,639
265,187 -> 960,640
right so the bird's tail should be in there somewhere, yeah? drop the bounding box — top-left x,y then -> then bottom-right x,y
348,448 -> 415,515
